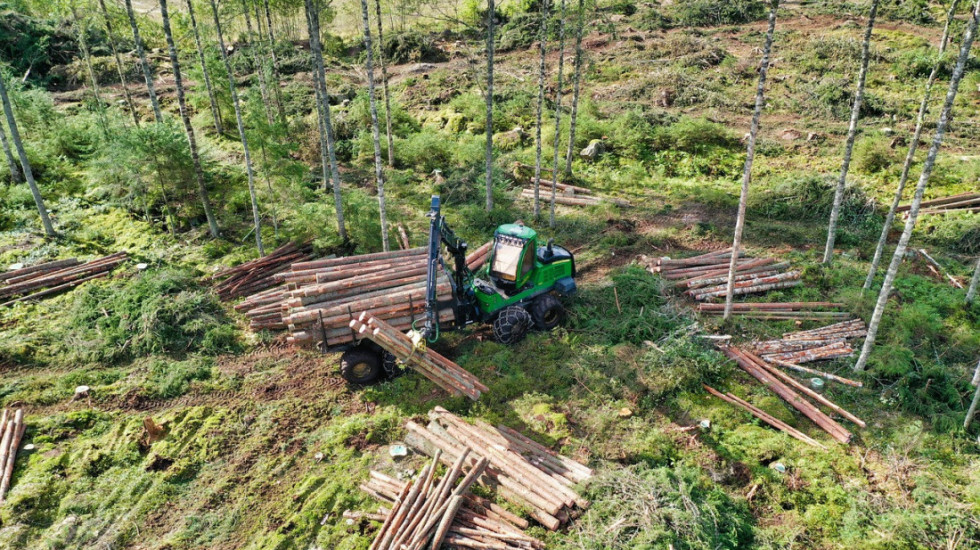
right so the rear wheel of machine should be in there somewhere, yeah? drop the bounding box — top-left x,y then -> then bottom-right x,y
340,348 -> 383,384
492,306 -> 533,344
531,294 -> 565,330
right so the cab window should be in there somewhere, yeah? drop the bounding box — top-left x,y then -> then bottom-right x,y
520,242 -> 535,277
490,237 -> 525,282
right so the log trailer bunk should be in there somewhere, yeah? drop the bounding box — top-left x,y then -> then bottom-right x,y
338,195 -> 578,384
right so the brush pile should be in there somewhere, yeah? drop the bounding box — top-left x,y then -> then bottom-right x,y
697,302 -> 851,321
360,450 -> 545,550
900,191 -> 980,216
404,407 -> 593,531
519,180 -> 630,207
646,248 -> 801,301
0,253 -> 126,306
0,408 -> 26,503
350,314 -> 488,400
749,319 -> 866,364
211,241 -> 314,301
719,347 -> 864,444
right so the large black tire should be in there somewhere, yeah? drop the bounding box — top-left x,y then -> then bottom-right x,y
531,293 -> 565,330
340,348 -> 383,384
382,351 -> 402,378
492,306 -> 533,345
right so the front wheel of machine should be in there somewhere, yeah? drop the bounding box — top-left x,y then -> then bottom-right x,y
492,306 -> 533,345
340,348 -> 383,385
531,293 -> 565,330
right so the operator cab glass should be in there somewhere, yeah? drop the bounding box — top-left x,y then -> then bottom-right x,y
488,223 -> 538,291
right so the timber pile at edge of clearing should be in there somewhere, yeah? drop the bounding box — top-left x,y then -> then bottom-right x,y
0,252 -> 127,307
0,408 -> 26,503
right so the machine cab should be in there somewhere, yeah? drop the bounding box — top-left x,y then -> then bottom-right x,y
488,223 -> 537,292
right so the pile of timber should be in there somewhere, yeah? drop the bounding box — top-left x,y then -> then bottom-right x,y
899,192 -> 980,216
0,253 -> 127,307
698,302 -> 852,321
466,241 -> 491,272
350,314 -> 488,400
404,407 -> 593,531
211,241 -> 314,301
518,180 -> 630,208
359,451 -> 545,550
719,347 -> 865,445
749,319 -> 867,365
648,248 -> 801,301
0,409 -> 26,503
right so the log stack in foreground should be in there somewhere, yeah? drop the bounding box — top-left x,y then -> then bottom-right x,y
359,451 -> 545,550
211,241 -> 314,301
720,347 -> 865,444
403,407 -> 593,531
0,253 -> 127,307
350,314 -> 488,401
644,248 -> 802,302
0,408 -> 26,503
749,319 -> 867,365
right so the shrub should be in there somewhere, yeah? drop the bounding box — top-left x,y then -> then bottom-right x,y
381,30 -> 446,64
141,357 -> 215,400
55,268 -> 240,364
669,0 -> 767,26
853,136 -> 897,174
750,174 -> 877,228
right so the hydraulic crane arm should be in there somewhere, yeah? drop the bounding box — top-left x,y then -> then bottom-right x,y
423,195 -> 469,340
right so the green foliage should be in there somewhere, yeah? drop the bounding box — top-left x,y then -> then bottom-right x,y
55,268 -> 240,364
669,0 -> 767,27
141,357 -> 215,399
0,9 -> 78,86
380,29 -> 446,64
853,136 -> 897,174
750,174 -> 878,229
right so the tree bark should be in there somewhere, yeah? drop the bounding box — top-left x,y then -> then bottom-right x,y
97,0 -> 141,127
0,73 -> 55,237
823,0 -> 879,264
564,0 -> 585,177
186,0 -> 223,134
305,0 -> 347,242
966,363 -> 980,429
966,256 -> 980,304
160,0 -> 220,238
210,0 -> 265,255
252,0 -> 286,125
864,0 -> 958,290
972,356 -> 980,386
360,0 -> 391,251
374,0 -> 395,166
0,119 -> 21,184
124,0 -> 163,123
548,0 -> 567,229
723,1 -> 778,320
854,0 -> 980,372
73,10 -> 110,136
484,0 -> 495,212
240,0 -> 275,127
532,0 -> 550,220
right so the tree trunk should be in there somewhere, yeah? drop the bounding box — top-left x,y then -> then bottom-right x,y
374,0 -> 395,166
160,0 -> 220,238
73,10 -> 110,136
723,0 -> 778,321
532,0 -> 550,220
0,72 -> 55,237
186,0 -> 224,134
240,0 -> 275,127
210,0 -> 265,256
823,0 -> 879,264
864,0 -> 958,290
548,0 -> 567,229
360,0 -> 391,251
262,0 -> 286,123
253,0 -> 286,125
966,256 -> 980,304
854,0 -> 980,372
484,0 -> 495,212
564,0 -> 586,178
124,0 -> 163,123
972,356 -> 980,386
97,0 -> 141,127
966,364 -> 980,429
306,0 -> 347,242
0,119 -> 21,184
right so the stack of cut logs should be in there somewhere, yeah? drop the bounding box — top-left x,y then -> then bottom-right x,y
0,253 -> 127,307
698,302 -> 852,321
359,451 -> 545,549
211,241 -> 314,301
466,241 -> 491,272
519,180 -> 630,207
350,314 -> 488,400
0,408 -> 26,502
717,347 -> 864,445
900,192 -> 980,216
647,248 -> 801,301
749,319 -> 867,365
404,407 -> 593,531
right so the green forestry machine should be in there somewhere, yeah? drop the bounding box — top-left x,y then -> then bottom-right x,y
339,195 -> 577,384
